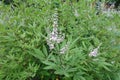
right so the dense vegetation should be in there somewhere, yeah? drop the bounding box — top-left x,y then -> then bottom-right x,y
0,0 -> 120,80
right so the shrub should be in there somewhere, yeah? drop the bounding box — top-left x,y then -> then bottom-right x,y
0,0 -> 120,80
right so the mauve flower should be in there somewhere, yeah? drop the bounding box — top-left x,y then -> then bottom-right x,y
46,8 -> 65,50
74,9 -> 79,17
60,44 -> 68,54
111,61 -> 115,64
89,48 -> 98,57
46,38 -> 55,50
89,43 -> 102,57
49,27 -> 58,41
52,8 -> 58,27
47,27 -> 65,44
49,43 -> 55,50
56,35 -> 65,43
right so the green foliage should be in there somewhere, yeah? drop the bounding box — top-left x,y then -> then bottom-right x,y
0,0 -> 120,80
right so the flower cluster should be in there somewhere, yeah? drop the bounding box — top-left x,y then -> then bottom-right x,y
53,8 -> 58,28
46,8 -> 65,50
89,48 -> 98,57
60,44 -> 68,54
89,43 -> 102,57
74,9 -> 79,17
46,27 -> 65,50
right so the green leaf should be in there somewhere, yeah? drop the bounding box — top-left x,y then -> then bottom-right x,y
42,45 -> 48,57
43,61 -> 57,70
69,36 -> 80,49
73,72 -> 86,80
54,69 -> 70,77
29,48 -> 45,60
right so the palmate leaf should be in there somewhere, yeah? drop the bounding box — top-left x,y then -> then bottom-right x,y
43,61 -> 58,70
73,72 -> 86,80
93,58 -> 113,72
28,48 -> 45,61
55,65 -> 78,77
55,70 -> 70,77
73,76 -> 86,80
98,61 -> 113,71
68,36 -> 80,49
103,65 -> 111,72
